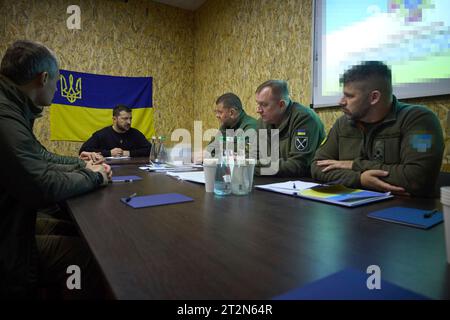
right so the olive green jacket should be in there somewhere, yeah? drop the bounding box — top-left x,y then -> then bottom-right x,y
207,111 -> 257,156
0,75 -> 103,298
311,97 -> 444,197
256,101 -> 325,177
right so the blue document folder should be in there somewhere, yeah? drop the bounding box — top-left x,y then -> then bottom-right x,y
273,268 -> 429,300
368,206 -> 443,229
112,175 -> 143,182
120,193 -> 193,208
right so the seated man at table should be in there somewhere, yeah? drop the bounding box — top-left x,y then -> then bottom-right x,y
79,104 -> 151,158
255,80 -> 325,177
206,92 -> 257,157
0,40 -> 111,298
311,61 -> 444,197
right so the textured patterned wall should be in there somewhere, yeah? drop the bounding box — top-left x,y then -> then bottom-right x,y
2,0 -> 450,165
194,0 -> 313,131
0,0 -> 194,156
194,0 -> 450,167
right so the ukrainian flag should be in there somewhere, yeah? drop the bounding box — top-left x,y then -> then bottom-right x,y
50,69 -> 154,141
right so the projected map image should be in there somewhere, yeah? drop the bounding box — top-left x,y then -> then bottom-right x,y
323,0 -> 450,96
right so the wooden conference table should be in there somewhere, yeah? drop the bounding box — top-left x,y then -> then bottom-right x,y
66,159 -> 450,299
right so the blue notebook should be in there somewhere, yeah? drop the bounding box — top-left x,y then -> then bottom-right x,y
112,175 -> 143,182
273,268 -> 429,300
120,193 -> 193,208
368,206 -> 443,229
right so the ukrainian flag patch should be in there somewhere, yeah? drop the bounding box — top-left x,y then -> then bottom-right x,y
297,129 -> 307,136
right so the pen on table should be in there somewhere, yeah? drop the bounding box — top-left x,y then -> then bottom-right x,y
125,192 -> 137,202
423,209 -> 438,218
115,179 -> 133,183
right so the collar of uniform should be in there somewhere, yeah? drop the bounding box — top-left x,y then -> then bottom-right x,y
355,95 -> 399,129
220,110 -> 246,132
274,100 -> 294,132
380,95 -> 399,124
0,74 -> 44,121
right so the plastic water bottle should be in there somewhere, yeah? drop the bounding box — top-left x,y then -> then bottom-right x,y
214,136 -> 232,196
149,136 -> 157,163
157,136 -> 168,164
231,136 -> 249,195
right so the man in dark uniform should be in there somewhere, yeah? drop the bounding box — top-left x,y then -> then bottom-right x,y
79,104 -> 151,158
311,61 -> 444,197
255,80 -> 325,177
206,92 -> 257,157
0,40 -> 111,298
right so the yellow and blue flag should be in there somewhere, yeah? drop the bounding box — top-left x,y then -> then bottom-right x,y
50,69 -> 154,141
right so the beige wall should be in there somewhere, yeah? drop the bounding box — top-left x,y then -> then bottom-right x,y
1,0 -> 195,156
194,0 -> 450,166
1,0 -> 450,166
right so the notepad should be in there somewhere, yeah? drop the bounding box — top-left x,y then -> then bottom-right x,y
120,193 -> 194,208
112,175 -> 142,182
166,171 -> 206,184
139,164 -> 203,173
368,206 -> 443,229
273,268 -> 429,300
106,156 -> 131,160
255,181 -> 393,207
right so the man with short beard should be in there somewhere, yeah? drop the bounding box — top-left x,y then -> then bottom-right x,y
79,104 -> 151,157
311,61 -> 444,197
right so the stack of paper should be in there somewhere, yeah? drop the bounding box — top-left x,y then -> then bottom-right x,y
139,163 -> 203,173
106,156 -> 131,160
166,171 -> 205,184
255,180 -> 392,207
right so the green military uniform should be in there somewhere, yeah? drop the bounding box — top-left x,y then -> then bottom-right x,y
207,110 -> 257,156
218,110 -> 257,134
256,101 -> 325,177
311,96 -> 444,197
0,74 -> 105,297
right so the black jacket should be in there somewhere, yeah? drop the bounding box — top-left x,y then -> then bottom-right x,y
0,75 -> 104,298
79,126 -> 151,157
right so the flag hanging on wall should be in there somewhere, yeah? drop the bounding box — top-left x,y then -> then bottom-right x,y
50,69 -> 154,141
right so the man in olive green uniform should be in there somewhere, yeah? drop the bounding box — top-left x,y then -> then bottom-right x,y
207,92 -> 257,157
0,40 -> 111,298
255,80 -> 325,177
311,61 -> 444,197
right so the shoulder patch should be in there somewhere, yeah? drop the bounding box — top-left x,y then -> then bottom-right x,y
295,136 -> 308,152
410,134 -> 432,152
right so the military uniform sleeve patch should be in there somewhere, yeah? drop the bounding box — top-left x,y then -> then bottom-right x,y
410,134 -> 432,152
295,136 -> 308,152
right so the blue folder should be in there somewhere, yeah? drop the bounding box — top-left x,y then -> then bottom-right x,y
367,206 -> 443,229
112,175 -> 143,182
120,193 -> 194,208
273,268 -> 429,300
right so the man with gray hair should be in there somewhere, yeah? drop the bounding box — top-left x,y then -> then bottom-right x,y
255,80 -> 325,177
0,40 -> 111,298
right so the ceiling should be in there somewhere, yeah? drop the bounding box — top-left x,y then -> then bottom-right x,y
152,0 -> 207,11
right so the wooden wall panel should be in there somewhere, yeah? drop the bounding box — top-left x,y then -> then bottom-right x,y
1,0 -> 194,156
194,0 -> 450,168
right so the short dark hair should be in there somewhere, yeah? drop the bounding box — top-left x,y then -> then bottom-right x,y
340,61 -> 392,92
0,40 -> 59,85
113,104 -> 132,117
255,80 -> 290,101
215,92 -> 243,112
